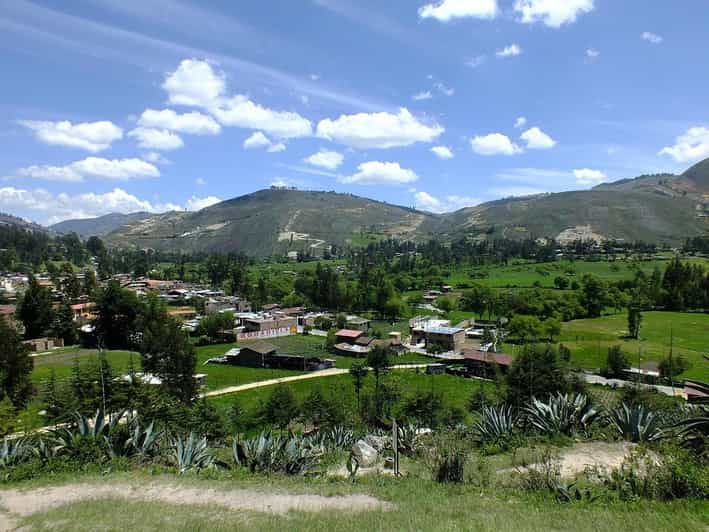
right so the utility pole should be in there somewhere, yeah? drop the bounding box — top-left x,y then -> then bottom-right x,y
669,328 -> 674,396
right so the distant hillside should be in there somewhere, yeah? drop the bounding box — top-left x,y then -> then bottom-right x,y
50,212 -> 154,239
0,212 -> 46,233
105,189 -> 440,255
71,157 -> 709,254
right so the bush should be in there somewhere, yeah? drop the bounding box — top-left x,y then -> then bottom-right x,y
259,386 -> 300,429
428,433 -> 468,483
604,445 -> 709,500
604,345 -> 630,378
474,404 -> 517,445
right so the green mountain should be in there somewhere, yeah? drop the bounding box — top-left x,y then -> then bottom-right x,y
50,212 -> 154,239
104,189 -> 441,256
58,158 -> 709,254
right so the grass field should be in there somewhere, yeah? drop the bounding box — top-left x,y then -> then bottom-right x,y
556,311 -> 709,381
30,334 -> 432,393
443,258 -> 709,290
9,471 -> 709,531
208,369 -> 495,421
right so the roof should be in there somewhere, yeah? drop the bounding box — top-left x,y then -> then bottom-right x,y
335,329 -> 364,339
462,349 -> 513,367
354,336 -> 373,346
424,326 -> 464,335
241,342 -> 278,355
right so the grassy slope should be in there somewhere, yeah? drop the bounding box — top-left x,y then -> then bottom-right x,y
14,472 -> 709,532
557,311 -> 709,381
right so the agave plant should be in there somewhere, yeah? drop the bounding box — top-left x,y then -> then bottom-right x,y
52,411 -> 123,460
0,438 -> 31,468
233,432 -> 322,475
608,403 -> 662,442
126,420 -> 163,459
397,423 -> 420,456
321,426 -> 355,450
473,404 -> 517,443
524,393 -> 600,436
674,383 -> 708,456
171,433 -> 214,473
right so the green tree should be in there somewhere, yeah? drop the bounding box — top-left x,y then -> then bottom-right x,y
260,385 -> 299,429
140,301 -> 198,404
16,275 -> 54,339
95,281 -> 142,349
0,317 -> 34,406
605,345 -> 630,378
506,344 -> 576,405
542,318 -> 561,342
627,305 -> 642,339
580,274 -> 607,318
553,276 -> 569,290
349,362 -> 368,411
52,298 -> 78,345
508,315 -> 542,343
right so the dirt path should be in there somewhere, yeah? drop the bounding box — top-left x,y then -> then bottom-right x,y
202,364 -> 430,398
0,481 -> 391,528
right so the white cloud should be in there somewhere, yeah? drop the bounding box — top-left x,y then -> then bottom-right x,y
470,133 -> 522,156
514,0 -> 594,28
304,150 -> 344,170
128,128 -> 184,150
514,117 -> 527,129
434,82 -> 455,96
431,146 -> 454,159
496,44 -> 522,57
162,59 -> 312,139
185,195 -> 221,211
465,55 -> 487,68
17,157 -> 159,182
163,59 -> 227,108
137,109 -> 221,135
143,152 -> 171,165
574,168 -> 607,186
419,0 -> 498,22
340,161 -> 419,185
520,127 -> 556,149
641,32 -> 663,44
243,131 -> 286,153
586,48 -> 600,58
659,127 -> 709,163
195,178 -> 206,186
414,191 -> 479,213
317,108 -> 443,149
0,187 -> 178,225
413,90 -> 433,101
18,120 -> 123,153
211,96 -> 312,139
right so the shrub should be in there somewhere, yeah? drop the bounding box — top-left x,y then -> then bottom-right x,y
428,433 -> 468,483
605,345 -> 630,378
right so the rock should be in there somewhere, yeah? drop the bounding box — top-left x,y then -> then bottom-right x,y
363,434 -> 390,451
383,457 -> 395,470
351,440 -> 378,467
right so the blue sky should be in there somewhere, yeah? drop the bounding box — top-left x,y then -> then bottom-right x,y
1,0 -> 708,224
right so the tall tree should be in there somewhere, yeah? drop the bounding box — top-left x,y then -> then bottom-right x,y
140,297 -> 198,403
0,317 -> 34,406
16,275 -> 54,339
95,281 -> 142,349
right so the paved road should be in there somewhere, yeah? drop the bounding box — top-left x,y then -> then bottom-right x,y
202,364 -> 430,398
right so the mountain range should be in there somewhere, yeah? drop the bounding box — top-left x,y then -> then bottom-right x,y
48,158 -> 709,255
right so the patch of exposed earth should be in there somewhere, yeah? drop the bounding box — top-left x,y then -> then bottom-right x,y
0,481 -> 391,530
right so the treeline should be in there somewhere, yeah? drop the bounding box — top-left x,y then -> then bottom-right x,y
0,227 -> 90,270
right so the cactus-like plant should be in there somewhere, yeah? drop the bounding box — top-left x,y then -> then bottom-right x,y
0,438 -> 31,468
172,433 -> 214,473
524,393 -> 600,436
474,404 -> 517,443
608,403 -> 662,442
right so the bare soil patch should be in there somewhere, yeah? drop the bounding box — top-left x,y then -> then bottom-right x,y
0,481 -> 391,528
